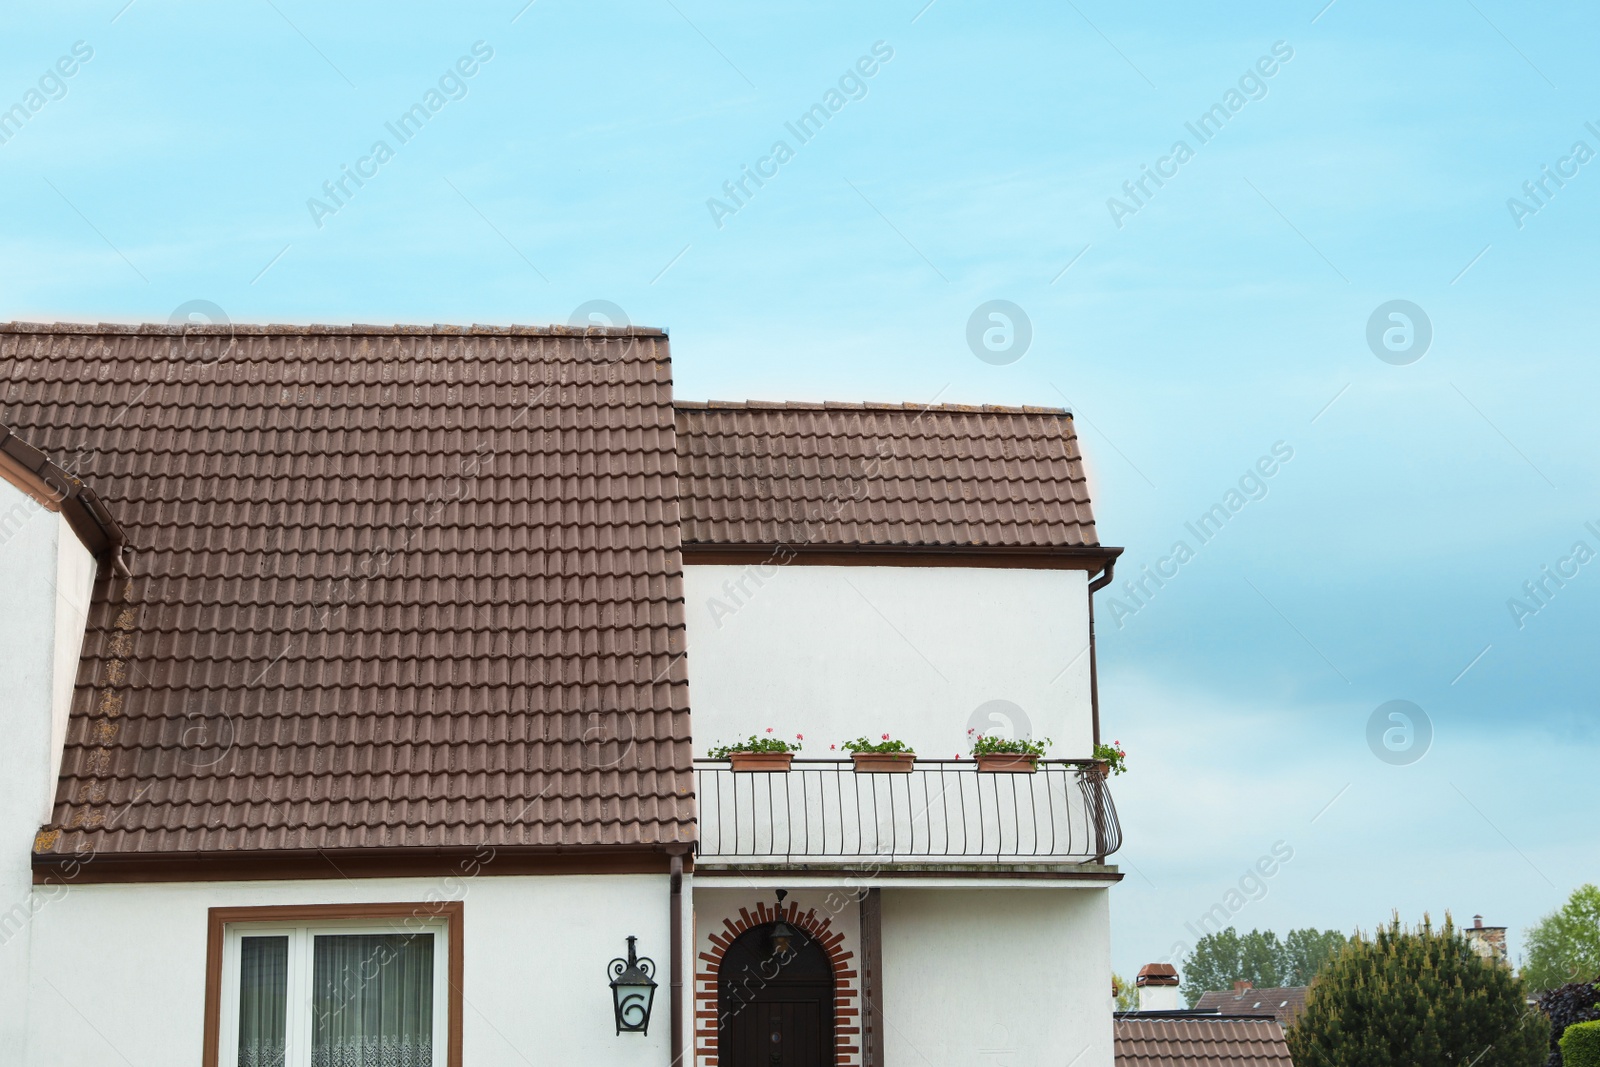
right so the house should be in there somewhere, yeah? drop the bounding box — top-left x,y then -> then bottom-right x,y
1193,981 -> 1309,1029
1120,966 -> 1295,1066
0,321 -> 1125,1066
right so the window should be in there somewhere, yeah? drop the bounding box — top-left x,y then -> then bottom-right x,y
205,904 -> 462,1067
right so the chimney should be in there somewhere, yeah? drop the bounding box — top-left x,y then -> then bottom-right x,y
1463,915 -> 1508,966
1233,980 -> 1253,992
1137,963 -> 1181,1012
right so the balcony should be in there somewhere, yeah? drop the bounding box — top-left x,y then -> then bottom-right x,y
692,758 -> 1121,868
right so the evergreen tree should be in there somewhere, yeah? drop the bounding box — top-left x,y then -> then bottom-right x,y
1287,913 -> 1546,1067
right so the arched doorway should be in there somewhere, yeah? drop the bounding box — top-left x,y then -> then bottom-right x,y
717,920 -> 836,1067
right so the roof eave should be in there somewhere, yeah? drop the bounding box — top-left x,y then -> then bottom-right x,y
0,424 -> 130,573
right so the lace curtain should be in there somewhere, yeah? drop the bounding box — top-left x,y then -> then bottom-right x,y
311,933 -> 435,1067
238,936 -> 289,1067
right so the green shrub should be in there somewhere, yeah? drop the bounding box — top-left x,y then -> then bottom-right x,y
1560,1021 -> 1600,1067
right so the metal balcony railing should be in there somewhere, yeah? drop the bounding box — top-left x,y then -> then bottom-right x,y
693,758 -> 1121,864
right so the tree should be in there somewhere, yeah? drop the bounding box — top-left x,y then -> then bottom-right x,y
1111,973 -> 1138,1012
1183,928 -> 1282,1003
1287,913 -> 1546,1067
1181,926 -> 1349,1005
1284,927 -> 1350,985
1524,886 -> 1600,994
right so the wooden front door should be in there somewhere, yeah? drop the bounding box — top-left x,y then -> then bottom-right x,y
718,922 -> 835,1067
723,996 -> 828,1066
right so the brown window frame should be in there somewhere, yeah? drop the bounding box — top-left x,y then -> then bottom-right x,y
201,901 -> 464,1067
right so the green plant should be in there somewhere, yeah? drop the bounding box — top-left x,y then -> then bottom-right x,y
1287,913 -> 1546,1067
1538,981 -> 1600,1067
707,729 -> 803,760
1560,1020 -> 1600,1067
840,733 -> 912,754
1093,740 -> 1127,775
1112,973 -> 1138,1012
1181,927 -> 1348,1006
1524,884 -> 1600,994
968,729 -> 1050,757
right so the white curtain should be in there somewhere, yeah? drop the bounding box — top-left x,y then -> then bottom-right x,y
238,936 -> 289,1067
311,933 -> 434,1067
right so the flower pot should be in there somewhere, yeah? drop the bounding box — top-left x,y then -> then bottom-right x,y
975,752 -> 1038,773
851,752 -> 916,773
1081,759 -> 1110,780
728,751 -> 794,773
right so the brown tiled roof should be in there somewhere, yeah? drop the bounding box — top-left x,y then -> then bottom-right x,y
675,400 -> 1100,549
1114,1015 -> 1294,1067
3,322 -> 692,862
1193,986 -> 1309,1028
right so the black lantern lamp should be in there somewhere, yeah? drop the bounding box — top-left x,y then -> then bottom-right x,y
769,889 -> 797,958
608,936 -> 658,1035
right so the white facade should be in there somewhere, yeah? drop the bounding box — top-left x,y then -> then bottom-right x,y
683,560 -> 1115,1067
3,509 -> 1118,1065
881,888 -> 1112,1065
684,564 -> 1094,758
0,478 -> 97,1050
20,873 -> 683,1066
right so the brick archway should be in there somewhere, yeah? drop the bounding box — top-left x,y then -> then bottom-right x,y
697,899 -> 860,1066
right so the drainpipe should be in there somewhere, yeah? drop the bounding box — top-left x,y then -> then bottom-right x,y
669,851 -> 685,1067
1087,556 -> 1118,749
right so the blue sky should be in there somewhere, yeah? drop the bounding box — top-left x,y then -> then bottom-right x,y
5,1 -> 1596,983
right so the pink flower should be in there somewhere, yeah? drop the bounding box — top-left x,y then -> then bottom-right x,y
830,744 -> 836,750
796,733 -> 804,741
881,733 -> 889,740
766,727 -> 773,733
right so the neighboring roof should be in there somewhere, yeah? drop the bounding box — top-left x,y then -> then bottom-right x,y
3,322 -> 691,865
0,422 -> 129,566
1193,986 -> 1309,1029
1114,1014 -> 1295,1067
675,400 -> 1103,551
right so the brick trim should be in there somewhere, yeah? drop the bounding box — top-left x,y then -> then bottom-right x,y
696,900 -> 860,1067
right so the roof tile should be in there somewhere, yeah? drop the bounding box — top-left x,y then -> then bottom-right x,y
1115,1017 -> 1293,1067
675,400 -> 1099,548
3,324 -> 691,859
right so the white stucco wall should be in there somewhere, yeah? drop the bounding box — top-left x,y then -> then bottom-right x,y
880,887 -> 1113,1067
49,524 -> 95,821
22,873 -> 681,1066
0,479 -> 97,1049
684,565 -> 1093,760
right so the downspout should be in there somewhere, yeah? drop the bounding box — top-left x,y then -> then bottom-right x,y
1087,557 -> 1117,750
669,852 -> 684,1067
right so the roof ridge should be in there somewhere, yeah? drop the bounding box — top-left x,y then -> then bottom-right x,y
675,399 -> 1071,416
0,321 -> 668,338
